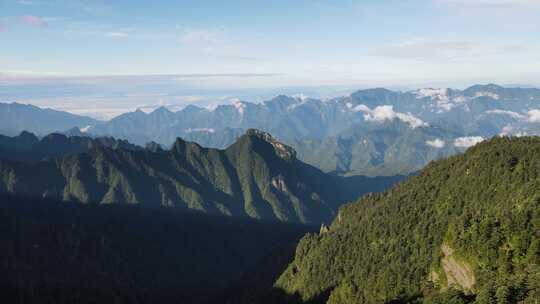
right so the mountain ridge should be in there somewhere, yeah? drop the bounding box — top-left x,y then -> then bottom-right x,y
0,131 -> 142,162
0,102 -> 98,136
4,84 -> 540,176
0,129 -> 401,224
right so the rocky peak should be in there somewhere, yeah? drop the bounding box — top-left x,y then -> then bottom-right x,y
172,137 -> 203,155
244,129 -> 296,161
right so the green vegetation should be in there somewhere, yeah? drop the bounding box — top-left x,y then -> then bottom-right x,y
0,193 -> 312,304
273,136 -> 540,303
0,131 -> 142,161
0,129 -> 402,224
291,120 -> 461,176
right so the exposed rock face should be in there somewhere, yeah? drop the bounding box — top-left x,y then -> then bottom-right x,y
271,174 -> 289,193
319,223 -> 329,234
439,243 -> 476,291
245,129 -> 297,161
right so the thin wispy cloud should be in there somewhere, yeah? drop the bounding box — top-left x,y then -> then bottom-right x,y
170,73 -> 282,80
105,31 -> 129,38
1,1 -> 539,88
176,26 -> 263,64
0,74 -> 285,85
17,0 -> 37,5
372,38 -> 528,61
179,27 -> 229,44
201,46 -> 264,62
437,0 -> 540,9
60,20 -> 136,39
20,15 -> 48,27
435,0 -> 540,18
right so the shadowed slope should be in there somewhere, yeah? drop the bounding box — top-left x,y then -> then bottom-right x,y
0,129 -> 402,224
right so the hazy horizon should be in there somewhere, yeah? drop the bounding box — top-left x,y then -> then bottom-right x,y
2,0 -> 540,118
1,78 -> 538,120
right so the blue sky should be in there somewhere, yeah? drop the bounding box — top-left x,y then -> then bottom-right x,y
1,0 -> 540,118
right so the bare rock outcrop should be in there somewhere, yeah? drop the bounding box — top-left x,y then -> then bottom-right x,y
431,243 -> 476,292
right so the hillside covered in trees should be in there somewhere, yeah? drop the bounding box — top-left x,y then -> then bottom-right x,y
0,193 -> 313,304
0,131 -> 142,162
0,129 -> 401,224
270,137 -> 540,304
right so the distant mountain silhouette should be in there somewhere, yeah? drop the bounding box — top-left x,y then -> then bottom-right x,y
5,84 -> 537,175
0,102 -> 98,136
0,131 -> 142,162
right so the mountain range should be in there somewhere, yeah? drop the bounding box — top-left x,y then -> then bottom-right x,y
0,129 -> 401,224
2,92 -> 540,303
0,102 -> 98,136
82,84 -> 540,146
0,131 -> 142,162
3,84 -> 540,176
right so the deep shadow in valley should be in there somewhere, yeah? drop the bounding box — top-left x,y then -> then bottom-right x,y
0,193 -> 315,304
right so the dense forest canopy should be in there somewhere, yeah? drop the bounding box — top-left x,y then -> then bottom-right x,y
0,129 -> 402,224
273,136 -> 540,304
0,194 -> 313,304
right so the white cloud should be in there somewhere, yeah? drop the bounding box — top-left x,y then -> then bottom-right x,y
353,104 -> 428,128
185,128 -> 215,133
394,112 -> 429,129
454,136 -> 485,148
426,138 -> 446,148
474,91 -> 500,99
293,93 -> 309,102
500,124 -> 515,136
232,100 -> 245,116
486,109 -> 525,120
499,124 -> 530,137
415,88 -> 449,101
486,109 -> 540,123
527,109 -> 540,123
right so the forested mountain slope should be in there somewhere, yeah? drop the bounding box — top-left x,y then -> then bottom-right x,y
0,129 -> 400,224
0,131 -> 142,162
0,194 -> 313,304
291,120 -> 461,176
272,136 -> 540,303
